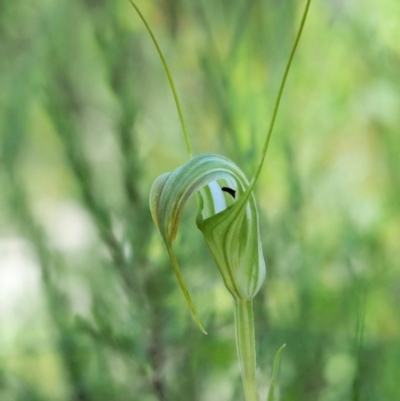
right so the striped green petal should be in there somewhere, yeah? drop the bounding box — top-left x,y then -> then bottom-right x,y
149,153 -> 266,332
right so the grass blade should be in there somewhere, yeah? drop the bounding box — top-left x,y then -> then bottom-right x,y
267,344 -> 286,401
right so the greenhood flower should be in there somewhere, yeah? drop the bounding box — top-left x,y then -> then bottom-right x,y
131,0 -> 312,396
150,153 -> 266,332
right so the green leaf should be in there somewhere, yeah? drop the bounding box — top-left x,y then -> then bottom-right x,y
267,344 -> 286,401
149,153 -> 266,333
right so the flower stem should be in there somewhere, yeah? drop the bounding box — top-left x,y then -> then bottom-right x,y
235,299 -> 259,401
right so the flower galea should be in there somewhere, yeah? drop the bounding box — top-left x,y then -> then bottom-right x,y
150,153 -> 266,332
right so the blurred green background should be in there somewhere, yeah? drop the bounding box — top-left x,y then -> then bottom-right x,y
1,0 -> 399,400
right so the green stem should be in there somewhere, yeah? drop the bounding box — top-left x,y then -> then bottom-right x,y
128,0 -> 193,158
250,0 -> 312,188
235,299 -> 258,401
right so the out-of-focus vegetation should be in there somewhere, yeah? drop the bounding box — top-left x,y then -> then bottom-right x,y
1,0 -> 399,400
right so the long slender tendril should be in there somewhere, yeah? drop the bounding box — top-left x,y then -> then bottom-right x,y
128,0 -> 193,158
250,0 -> 312,188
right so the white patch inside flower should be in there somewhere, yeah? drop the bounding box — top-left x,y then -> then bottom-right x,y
208,181 -> 227,214
199,178 -> 238,219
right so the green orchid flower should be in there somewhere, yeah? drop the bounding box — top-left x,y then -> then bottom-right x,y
149,153 -> 266,401
150,153 -> 266,328
129,1 -> 312,400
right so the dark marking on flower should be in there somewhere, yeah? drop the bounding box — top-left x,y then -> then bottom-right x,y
221,187 -> 236,199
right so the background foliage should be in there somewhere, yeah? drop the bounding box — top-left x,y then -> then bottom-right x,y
1,0 -> 399,400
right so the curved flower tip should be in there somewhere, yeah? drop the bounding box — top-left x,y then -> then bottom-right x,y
149,154 -> 266,332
